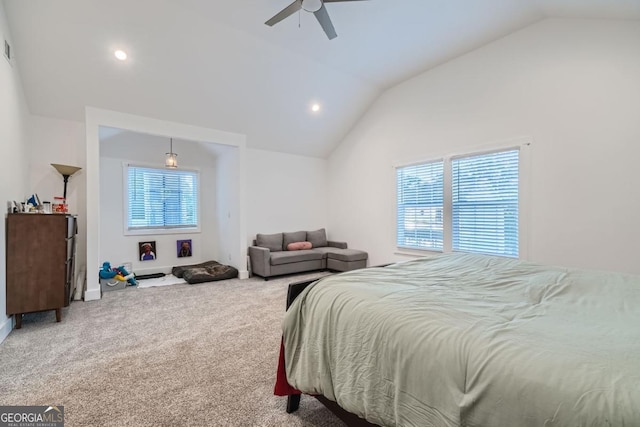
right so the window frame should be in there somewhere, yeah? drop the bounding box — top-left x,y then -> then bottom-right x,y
123,162 -> 201,236
395,139 -> 530,259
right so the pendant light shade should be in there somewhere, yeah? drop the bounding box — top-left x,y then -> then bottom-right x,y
165,138 -> 178,168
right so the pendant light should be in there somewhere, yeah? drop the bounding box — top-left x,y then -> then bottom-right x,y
165,137 -> 178,168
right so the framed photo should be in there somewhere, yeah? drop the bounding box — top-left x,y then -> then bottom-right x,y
139,241 -> 157,261
177,239 -> 192,258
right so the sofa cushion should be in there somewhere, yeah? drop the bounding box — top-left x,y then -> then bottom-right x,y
310,247 -> 341,257
283,231 -> 307,250
256,232 -> 283,252
306,228 -> 328,248
287,241 -> 312,251
325,248 -> 368,262
270,250 -> 324,266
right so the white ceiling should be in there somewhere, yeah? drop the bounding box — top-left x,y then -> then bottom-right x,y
4,0 -> 640,157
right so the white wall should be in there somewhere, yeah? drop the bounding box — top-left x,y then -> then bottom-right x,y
246,148 -> 328,242
29,115 -> 86,294
99,131 -> 219,274
0,2 -> 31,340
328,18 -> 640,275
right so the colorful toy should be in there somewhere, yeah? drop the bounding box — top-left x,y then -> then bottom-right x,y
99,261 -> 138,286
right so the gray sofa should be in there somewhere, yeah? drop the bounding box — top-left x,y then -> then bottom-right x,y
248,228 -> 368,280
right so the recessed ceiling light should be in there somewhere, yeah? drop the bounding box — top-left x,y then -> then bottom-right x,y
114,50 -> 127,61
311,103 -> 321,112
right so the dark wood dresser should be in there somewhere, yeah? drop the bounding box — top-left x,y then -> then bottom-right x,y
5,213 -> 77,328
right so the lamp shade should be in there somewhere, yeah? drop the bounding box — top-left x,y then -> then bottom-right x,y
165,152 -> 178,168
51,163 -> 82,200
51,163 -> 82,177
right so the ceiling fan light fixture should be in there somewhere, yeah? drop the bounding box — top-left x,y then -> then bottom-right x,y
266,0 -> 364,40
301,0 -> 322,12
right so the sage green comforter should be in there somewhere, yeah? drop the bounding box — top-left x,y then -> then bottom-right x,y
282,253 -> 640,426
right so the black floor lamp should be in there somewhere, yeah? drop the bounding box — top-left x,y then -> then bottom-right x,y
51,163 -> 82,199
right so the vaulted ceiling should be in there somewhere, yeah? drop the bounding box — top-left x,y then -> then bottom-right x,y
4,0 -> 639,157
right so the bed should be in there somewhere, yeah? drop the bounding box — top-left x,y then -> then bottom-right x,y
274,252 -> 640,426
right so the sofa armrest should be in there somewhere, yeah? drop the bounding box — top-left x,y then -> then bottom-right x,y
248,246 -> 271,277
327,240 -> 348,249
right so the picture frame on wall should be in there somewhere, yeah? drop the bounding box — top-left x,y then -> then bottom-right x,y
177,239 -> 192,258
139,241 -> 157,261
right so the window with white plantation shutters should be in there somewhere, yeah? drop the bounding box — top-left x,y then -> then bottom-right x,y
396,161 -> 444,251
452,149 -> 519,257
127,165 -> 199,231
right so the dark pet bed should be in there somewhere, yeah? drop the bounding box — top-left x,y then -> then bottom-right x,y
172,260 -> 238,284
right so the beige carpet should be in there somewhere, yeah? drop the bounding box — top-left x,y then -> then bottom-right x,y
0,272 -> 343,427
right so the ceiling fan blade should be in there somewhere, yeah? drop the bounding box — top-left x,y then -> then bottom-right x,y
313,4 -> 337,40
265,0 -> 302,26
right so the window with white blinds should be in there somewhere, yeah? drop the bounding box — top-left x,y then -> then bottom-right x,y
396,161 -> 444,251
396,147 -> 521,257
452,149 -> 519,257
126,165 -> 199,231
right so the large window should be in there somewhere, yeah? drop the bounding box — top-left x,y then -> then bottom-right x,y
126,165 -> 199,232
397,147 -> 522,258
396,161 -> 444,251
452,149 -> 519,257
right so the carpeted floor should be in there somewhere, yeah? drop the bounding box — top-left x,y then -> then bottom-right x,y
0,272 -> 343,427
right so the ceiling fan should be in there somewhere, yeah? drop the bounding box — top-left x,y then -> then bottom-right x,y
265,0 -> 368,40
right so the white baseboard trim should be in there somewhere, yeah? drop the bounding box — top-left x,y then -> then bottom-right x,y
238,269 -> 249,280
84,288 -> 102,301
0,316 -> 14,344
